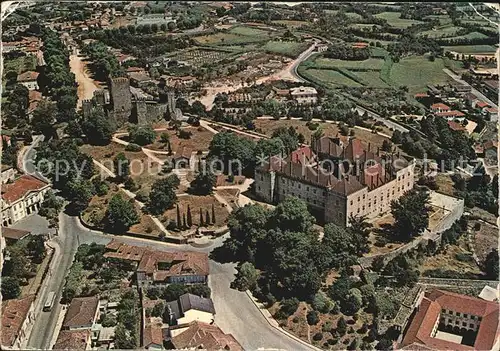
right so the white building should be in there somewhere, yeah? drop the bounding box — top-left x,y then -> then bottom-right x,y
1,175 -> 50,227
290,86 -> 318,105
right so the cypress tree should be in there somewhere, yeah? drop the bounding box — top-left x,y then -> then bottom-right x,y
182,213 -> 187,229
205,209 -> 211,225
211,204 -> 215,224
199,208 -> 204,226
187,205 -> 192,227
176,204 -> 181,228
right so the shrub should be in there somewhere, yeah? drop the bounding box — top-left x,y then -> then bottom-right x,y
322,321 -> 332,332
125,143 -> 141,152
313,291 -> 333,313
280,297 -> 300,316
313,332 -> 323,341
307,310 -> 320,325
292,316 -> 299,323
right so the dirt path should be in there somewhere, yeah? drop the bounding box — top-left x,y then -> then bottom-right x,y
69,54 -> 100,109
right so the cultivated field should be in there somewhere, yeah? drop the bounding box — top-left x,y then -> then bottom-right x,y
374,12 -> 423,28
443,45 -> 498,54
263,40 -> 309,58
314,57 -> 385,70
389,56 -> 451,93
303,68 -> 363,87
169,48 -> 237,66
418,24 -> 464,38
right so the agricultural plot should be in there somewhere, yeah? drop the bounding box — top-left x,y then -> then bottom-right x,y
423,15 -> 453,25
443,45 -> 497,53
418,24 -> 464,38
300,68 -> 362,87
446,31 -> 489,40
2,55 -> 36,75
374,12 -> 423,28
271,20 -> 308,28
263,41 -> 309,58
389,56 -> 451,93
170,48 -> 236,66
229,26 -> 271,37
314,57 -> 385,70
193,32 -> 266,45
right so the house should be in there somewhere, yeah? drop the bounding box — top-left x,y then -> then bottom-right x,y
103,241 -> 209,287
352,42 -> 369,49
17,71 -> 39,90
483,140 -> 498,160
478,284 -> 499,302
143,317 -> 164,350
1,175 -> 51,227
435,110 -> 466,121
483,107 -> 498,120
53,330 -> 92,350
1,227 -> 31,245
172,147 -> 192,169
1,295 -> 36,350
447,121 -> 467,133
91,325 -> 115,348
399,289 -> 500,351
166,293 -> 215,325
290,86 -> 318,105
474,100 -> 490,109
126,66 -> 145,74
449,81 -> 471,95
28,90 -> 43,116
167,321 -> 242,350
129,72 -> 152,88
62,296 -> 100,331
430,103 -> 450,114
316,43 -> 328,53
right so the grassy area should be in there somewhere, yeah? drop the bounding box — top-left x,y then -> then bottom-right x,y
418,24 -> 464,38
305,68 -> 362,87
2,55 -> 36,75
193,32 -> 267,45
263,40 -> 309,58
423,15 -> 453,25
389,56 -> 451,94
271,20 -> 308,28
314,57 -> 385,70
354,71 -> 389,87
374,12 -> 423,28
446,32 -> 489,40
229,26 -> 271,37
443,45 -> 497,53
472,220 -> 498,263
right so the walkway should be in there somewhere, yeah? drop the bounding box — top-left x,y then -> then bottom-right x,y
69,54 -> 100,109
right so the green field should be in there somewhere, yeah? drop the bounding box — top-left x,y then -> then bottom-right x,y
390,56 -> 450,93
423,15 -> 453,25
271,20 -> 308,28
314,57 -> 385,70
443,45 -> 498,53
229,26 -> 271,37
349,23 -> 382,30
418,25 -> 464,38
3,55 -> 36,74
263,41 -> 309,58
447,32 -> 489,40
305,68 -> 362,87
354,71 -> 389,87
193,32 -> 267,45
374,12 -> 423,28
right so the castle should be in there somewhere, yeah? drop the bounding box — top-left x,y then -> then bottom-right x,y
82,76 -> 181,126
254,135 -> 415,227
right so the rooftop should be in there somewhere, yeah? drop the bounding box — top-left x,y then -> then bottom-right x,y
143,317 -> 164,347
400,289 -> 500,351
17,71 -> 39,82
1,227 -> 31,240
171,321 -> 243,351
1,175 -> 49,204
62,296 -> 99,329
290,86 -> 317,95
53,330 -> 91,350
430,103 -> 450,110
1,295 -> 35,347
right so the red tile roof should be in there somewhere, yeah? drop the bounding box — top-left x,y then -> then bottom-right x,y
1,175 -> 49,204
476,101 -> 490,108
1,227 -> 31,240
1,295 -> 35,347
486,107 -> 498,113
400,289 -> 500,351
430,103 -> 450,111
436,110 -> 465,117
28,90 -> 42,102
126,66 -> 144,73
171,321 -> 243,351
447,121 -> 466,132
414,93 -> 429,98
143,317 -> 164,348
62,296 -> 99,329
17,71 -> 39,82
53,330 -> 90,350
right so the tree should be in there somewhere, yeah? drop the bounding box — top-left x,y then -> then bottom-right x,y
343,288 -> 363,315
211,204 -> 215,224
307,310 -> 320,325
371,256 -> 385,272
67,179 -> 93,212
160,132 -> 170,144
233,262 -> 260,291
128,125 -> 156,146
483,249 -> 499,280
105,194 -> 139,233
336,316 -> 347,335
114,152 -> 130,182
205,209 -> 211,225
312,291 -> 333,313
391,189 -> 430,240
27,236 -> 46,263
273,196 -> 315,233
176,204 -> 181,228
187,205 -> 193,227
147,175 -> 179,215
1,277 -> 21,300
82,107 -> 115,145
199,207 -> 204,226
31,100 -> 57,138
391,130 -> 402,144
382,139 -> 392,152
189,171 -> 216,195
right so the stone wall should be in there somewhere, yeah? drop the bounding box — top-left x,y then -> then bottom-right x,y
109,77 -> 132,125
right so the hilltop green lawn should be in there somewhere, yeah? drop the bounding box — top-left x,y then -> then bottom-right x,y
390,56 -> 450,93
263,41 -> 309,58
374,12 -> 423,28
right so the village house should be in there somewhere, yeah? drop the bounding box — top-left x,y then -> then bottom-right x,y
254,136 -> 415,227
17,71 -> 39,90
53,330 -> 92,350
430,103 -> 450,114
166,293 -> 215,325
61,296 -> 100,331
103,241 -> 209,287
290,86 -> 318,105
166,321 -> 243,350
435,110 -> 466,121
172,147 -> 193,169
399,289 -> 500,351
1,175 -> 51,227
1,295 -> 36,350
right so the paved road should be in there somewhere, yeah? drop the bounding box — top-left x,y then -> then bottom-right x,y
443,68 -> 498,121
355,106 -> 409,133
22,135 -> 49,182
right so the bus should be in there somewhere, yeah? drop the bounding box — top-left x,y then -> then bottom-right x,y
43,291 -> 56,312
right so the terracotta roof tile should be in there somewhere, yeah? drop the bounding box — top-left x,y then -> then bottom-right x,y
53,330 -> 90,350
1,227 -> 31,240
430,103 -> 450,110
1,175 -> 49,204
17,71 -> 39,82
1,295 -> 35,347
143,317 -> 164,347
62,296 -> 99,329
436,110 -> 465,117
171,321 -> 243,351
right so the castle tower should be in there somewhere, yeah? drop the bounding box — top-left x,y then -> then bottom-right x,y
94,89 -> 106,106
109,76 -> 132,126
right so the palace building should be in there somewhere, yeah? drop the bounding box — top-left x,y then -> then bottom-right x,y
254,135 -> 415,227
